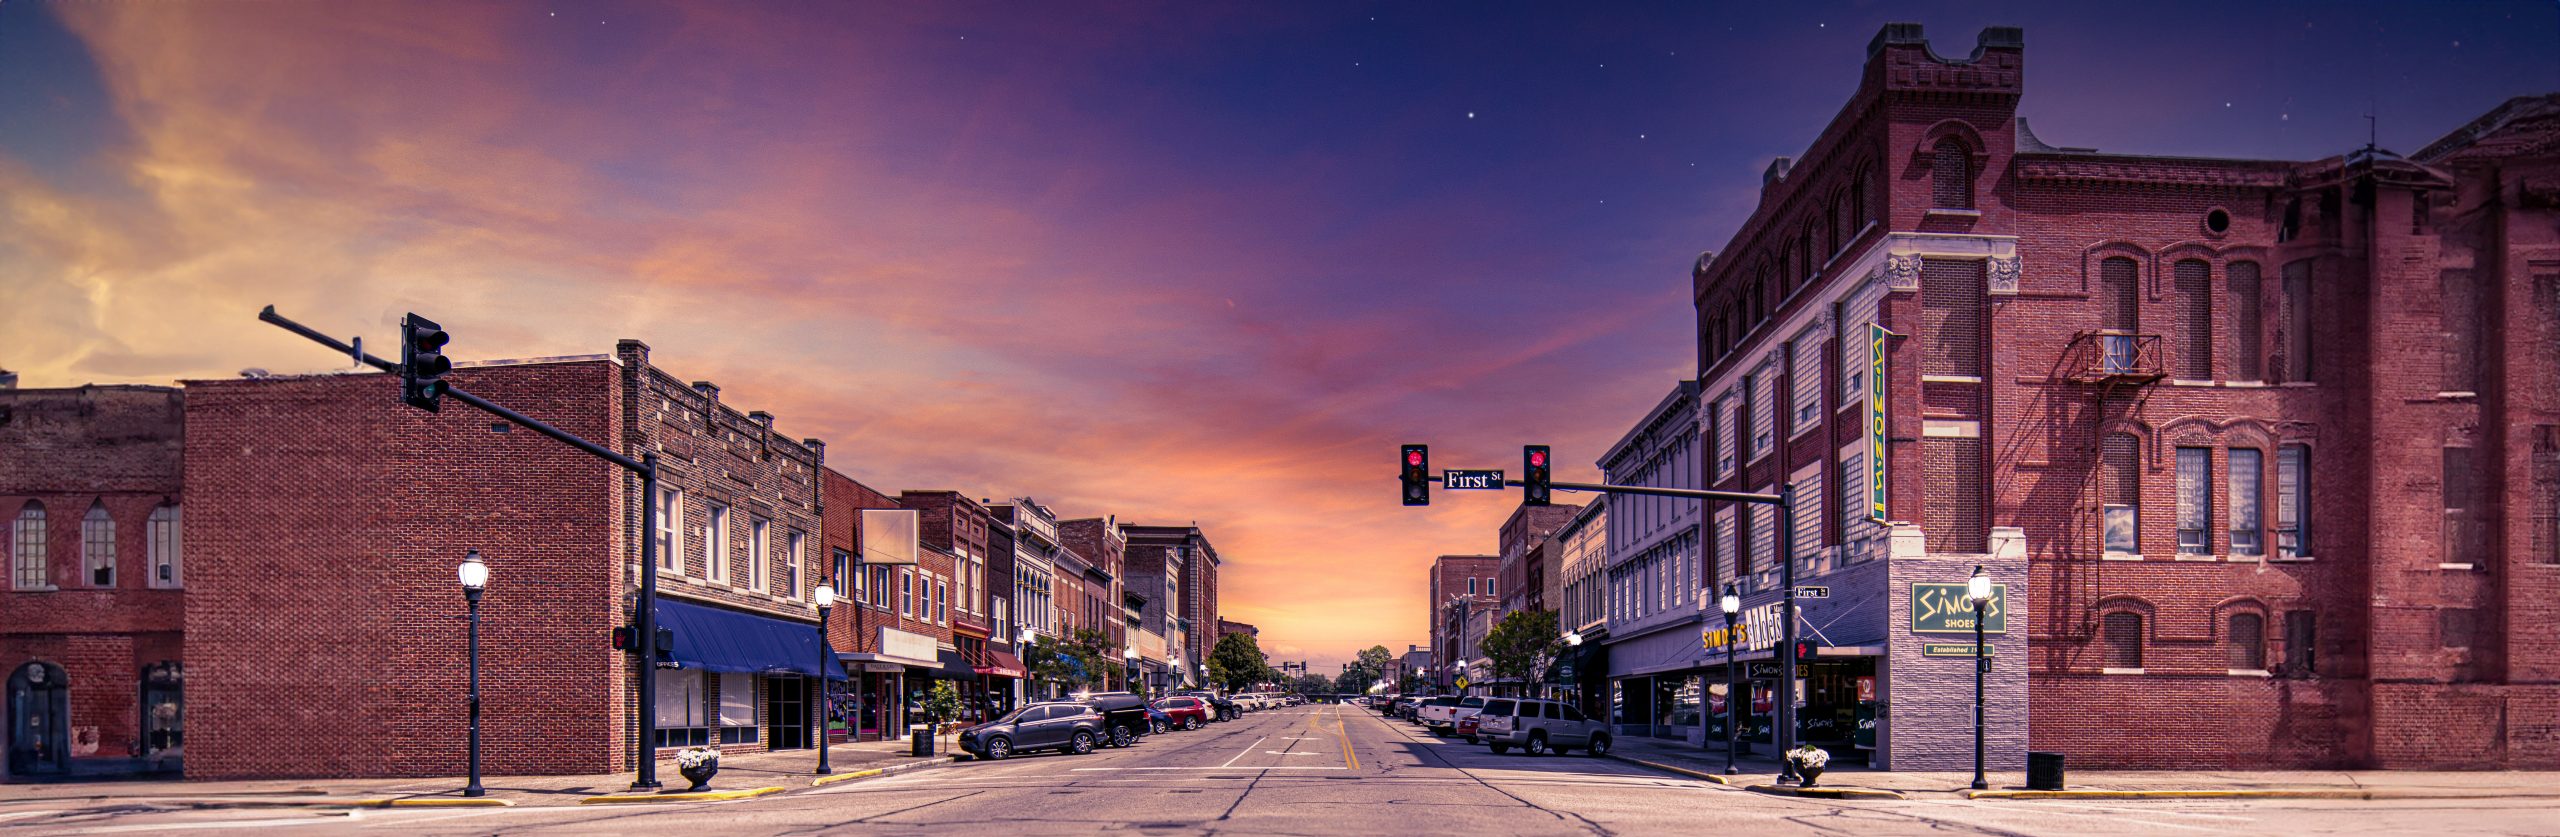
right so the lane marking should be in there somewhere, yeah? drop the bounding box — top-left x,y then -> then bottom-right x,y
1069,766 -> 1349,772
1219,736 -> 1269,769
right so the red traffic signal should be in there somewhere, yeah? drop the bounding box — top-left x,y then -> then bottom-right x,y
1401,444 -> 1430,506
1523,445 -> 1551,506
612,626 -> 638,652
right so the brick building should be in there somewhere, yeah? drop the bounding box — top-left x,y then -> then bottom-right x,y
1426,555 -> 1497,692
818,468 -> 932,741
1122,523 -> 1221,688
1495,503 -> 1582,622
177,343 -> 837,780
1686,23 -> 2559,769
988,498 -> 1063,698
1059,517 -> 1127,686
1595,381 -> 1711,743
901,491 -> 1019,719
1,384 -> 186,780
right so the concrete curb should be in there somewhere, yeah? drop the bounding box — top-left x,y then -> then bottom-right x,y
1745,783 -> 1907,800
578,786 -> 785,805
1963,787 -> 2560,801
810,755 -> 958,787
1604,754 -> 1741,786
149,797 -> 516,809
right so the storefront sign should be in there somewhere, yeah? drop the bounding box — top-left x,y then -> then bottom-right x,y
1855,676 -> 1876,703
1869,323 -> 1893,521
1741,601 -> 1785,652
1911,582 -> 2007,634
879,626 -> 938,663
1921,643 -> 1997,657
1699,623 -> 1750,653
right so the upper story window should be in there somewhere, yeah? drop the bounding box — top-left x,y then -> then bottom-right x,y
2230,261 -> 2265,381
655,488 -> 683,573
1931,139 -> 1973,210
785,531 -> 805,598
82,502 -> 115,588
2102,611 -> 2145,670
2102,433 -> 2141,557
12,503 -> 48,590
748,518 -> 771,593
705,503 -> 731,583
148,504 -> 181,588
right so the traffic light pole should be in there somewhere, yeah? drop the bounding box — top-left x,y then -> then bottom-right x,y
1423,472 -> 1801,779
257,306 -> 668,790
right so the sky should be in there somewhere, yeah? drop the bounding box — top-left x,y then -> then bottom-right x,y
3,0 -> 2554,673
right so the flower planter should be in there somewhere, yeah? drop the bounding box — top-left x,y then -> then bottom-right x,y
1798,765 -> 1823,788
678,761 -> 718,792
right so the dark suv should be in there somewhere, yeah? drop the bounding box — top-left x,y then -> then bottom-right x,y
958,702 -> 1103,760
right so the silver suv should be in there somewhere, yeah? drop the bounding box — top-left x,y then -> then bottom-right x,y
1474,698 -> 1611,756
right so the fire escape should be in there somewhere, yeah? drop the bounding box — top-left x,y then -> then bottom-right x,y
2049,330 -> 2165,643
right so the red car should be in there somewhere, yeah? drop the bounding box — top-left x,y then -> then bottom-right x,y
1153,696 -> 1212,730
1457,713 -> 1482,743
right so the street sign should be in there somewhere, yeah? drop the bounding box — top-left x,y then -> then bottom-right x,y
1794,586 -> 1830,599
1443,469 -> 1505,490
1454,676 -> 1471,689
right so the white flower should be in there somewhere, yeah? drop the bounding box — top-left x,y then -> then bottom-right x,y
675,746 -> 721,770
1789,745 -> 1830,769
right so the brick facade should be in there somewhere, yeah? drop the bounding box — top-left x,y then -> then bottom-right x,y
1690,22 -> 2560,768
0,385 -> 187,779
1428,555 -> 1498,686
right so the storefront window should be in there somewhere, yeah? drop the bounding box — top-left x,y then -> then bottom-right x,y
719,675 -> 759,744
1655,676 -> 1699,740
655,669 -> 710,747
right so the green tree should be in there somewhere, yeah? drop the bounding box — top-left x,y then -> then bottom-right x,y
1207,632 -> 1273,692
1480,609 -> 1564,696
1333,670 -> 1373,694
1289,673 -> 1333,696
923,680 -> 964,740
1334,644 -> 1396,694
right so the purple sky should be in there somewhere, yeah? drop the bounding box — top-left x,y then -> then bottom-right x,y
2,1 -> 2552,670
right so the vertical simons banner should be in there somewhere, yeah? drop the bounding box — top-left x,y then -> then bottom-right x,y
1869,323 -> 1892,521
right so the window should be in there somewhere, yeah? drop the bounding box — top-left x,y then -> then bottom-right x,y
2174,260 -> 2213,380
2445,447 -> 2483,566
654,668 -> 709,747
1841,452 -> 1872,561
749,519 -> 770,593
1931,138 -> 1971,209
2283,610 -> 2317,676
1922,259 -> 1985,377
1711,396 -> 1734,480
2275,445 -> 2311,559
2230,261 -> 2264,380
2442,268 -> 2481,393
1749,364 -> 1776,458
12,504 -> 46,589
936,579 -> 949,624
832,549 -> 851,598
1748,503 -> 1774,586
2228,613 -> 2267,671
785,531 -> 805,597
655,488 -> 683,573
1791,468 -> 1823,565
1468,577 -> 1477,596
2098,257 -> 2140,336
1790,330 -> 1825,434
2538,426 -> 2560,565
2229,449 -> 2264,557
2101,612 -> 2144,670
2282,260 -> 2313,383
995,597 -> 1010,638
82,502 -> 114,588
705,503 -> 731,583
1487,577 -> 1496,598
900,569 -> 914,617
1922,435 -> 1986,553
718,674 -> 758,744
2095,433 -> 2143,556
148,505 -> 181,588
2176,448 -> 2213,556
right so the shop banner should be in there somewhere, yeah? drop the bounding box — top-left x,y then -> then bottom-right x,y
1869,323 -> 1893,521
1911,582 -> 2007,634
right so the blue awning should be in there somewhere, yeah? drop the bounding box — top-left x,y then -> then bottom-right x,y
654,598 -> 848,681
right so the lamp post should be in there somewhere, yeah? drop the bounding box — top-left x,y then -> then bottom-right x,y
814,585 -> 836,775
1560,632 -> 1581,702
1124,648 -> 1140,697
1018,627 -> 1037,699
457,550 -> 488,798
1967,565 -> 1993,791
1719,582 -> 1741,775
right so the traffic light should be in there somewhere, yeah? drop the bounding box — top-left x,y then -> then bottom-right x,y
613,626 -> 637,652
400,313 -> 451,412
1523,445 -> 1551,506
1401,444 -> 1430,506
1794,640 -> 1819,660
655,626 -> 676,662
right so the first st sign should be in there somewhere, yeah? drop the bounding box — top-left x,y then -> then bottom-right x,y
1443,469 -> 1505,490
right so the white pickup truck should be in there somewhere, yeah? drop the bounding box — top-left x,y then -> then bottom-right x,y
1417,696 -> 1484,732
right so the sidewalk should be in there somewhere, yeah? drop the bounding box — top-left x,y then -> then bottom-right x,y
1603,736 -> 2560,801
0,738 -> 953,809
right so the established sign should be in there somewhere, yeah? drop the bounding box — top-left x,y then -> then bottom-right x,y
1911,582 -> 2008,634
1442,469 -> 1505,490
1922,643 -> 1997,657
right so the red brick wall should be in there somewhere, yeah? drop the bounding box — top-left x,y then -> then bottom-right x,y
1,386 -> 187,774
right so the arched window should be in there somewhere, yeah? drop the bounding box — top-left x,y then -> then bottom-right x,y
1799,226 -> 1817,280
149,504 -> 182,588
2227,613 -> 2267,671
83,502 -> 115,588
1829,193 -> 1847,255
1932,139 -> 1973,210
12,504 -> 47,590
1852,168 -> 1873,227
2102,432 -> 2141,556
2173,259 -> 2213,380
2102,611 -> 2145,669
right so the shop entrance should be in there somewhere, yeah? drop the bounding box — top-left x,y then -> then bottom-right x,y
768,675 -> 808,750
7,662 -> 70,777
139,661 -> 183,769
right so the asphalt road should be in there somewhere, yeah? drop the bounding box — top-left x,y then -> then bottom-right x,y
10,705 -> 2560,835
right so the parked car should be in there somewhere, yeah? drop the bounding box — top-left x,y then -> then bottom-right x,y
1079,692 -> 1154,747
1178,692 -> 1241,721
1455,712 -> 1481,743
1155,696 -> 1213,730
1415,696 -> 1463,729
1146,702 -> 1175,735
1429,697 -> 1486,734
1475,697 -> 1612,757
957,701 -> 1103,760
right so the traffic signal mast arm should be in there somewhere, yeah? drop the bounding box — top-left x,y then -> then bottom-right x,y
258,306 -> 644,472
1424,473 -> 1782,505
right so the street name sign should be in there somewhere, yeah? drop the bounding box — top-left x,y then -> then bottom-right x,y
1794,586 -> 1830,599
1443,469 -> 1505,490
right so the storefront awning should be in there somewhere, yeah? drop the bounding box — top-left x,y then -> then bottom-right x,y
930,648 -> 978,679
976,650 -> 1027,679
653,598 -> 847,681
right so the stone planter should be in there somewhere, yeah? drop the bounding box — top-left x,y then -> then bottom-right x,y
1798,765 -> 1824,788
678,760 -> 719,792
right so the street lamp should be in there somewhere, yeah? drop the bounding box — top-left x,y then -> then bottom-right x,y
457,550 -> 488,798
1967,565 -> 1993,791
814,585 -> 836,775
1559,632 -> 1582,702
1017,627 -> 1037,699
1719,582 -> 1741,775
1124,647 -> 1140,696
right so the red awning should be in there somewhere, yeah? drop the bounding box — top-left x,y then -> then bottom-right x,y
974,650 -> 1027,679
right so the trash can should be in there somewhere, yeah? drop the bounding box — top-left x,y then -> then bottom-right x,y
910,724 -> 935,757
2026,751 -> 2065,790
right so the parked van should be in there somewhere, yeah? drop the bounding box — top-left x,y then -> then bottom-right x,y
1474,698 -> 1611,756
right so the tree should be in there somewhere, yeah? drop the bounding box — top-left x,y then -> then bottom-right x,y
1334,644 -> 1396,694
1333,670 -> 1375,694
1207,632 -> 1274,692
1022,631 -> 1107,698
1289,673 -> 1333,696
1480,609 -> 1564,696
923,680 -> 964,741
